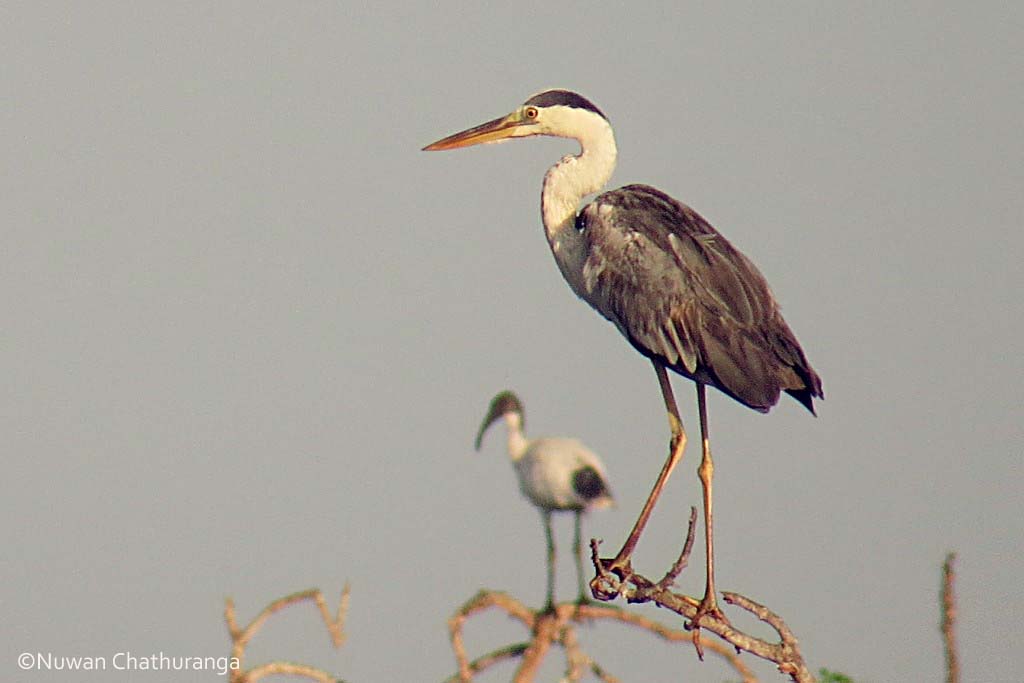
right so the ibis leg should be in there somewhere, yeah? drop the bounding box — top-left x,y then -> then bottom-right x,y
573,510 -> 588,604
693,382 -> 726,624
603,361 -> 688,574
542,510 -> 556,612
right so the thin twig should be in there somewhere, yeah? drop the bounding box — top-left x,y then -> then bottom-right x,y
444,588 -> 757,683
579,603 -> 757,682
589,659 -> 622,683
941,553 -> 959,683
225,585 -> 350,683
589,523 -> 813,683
657,506 -> 700,590
242,661 -> 340,683
513,612 -> 558,683
449,589 -> 536,682
441,644 -> 529,683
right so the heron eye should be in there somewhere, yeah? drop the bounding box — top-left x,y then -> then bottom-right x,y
525,106 -> 538,119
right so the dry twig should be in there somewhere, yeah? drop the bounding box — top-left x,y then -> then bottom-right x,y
941,553 -> 959,683
225,584 -> 350,683
444,582 -> 756,683
589,507 -> 813,683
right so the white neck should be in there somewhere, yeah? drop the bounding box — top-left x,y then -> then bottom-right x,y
540,110 -> 617,297
502,412 -> 528,462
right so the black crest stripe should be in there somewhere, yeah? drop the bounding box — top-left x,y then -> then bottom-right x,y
524,90 -> 606,120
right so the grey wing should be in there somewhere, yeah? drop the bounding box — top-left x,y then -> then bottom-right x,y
577,184 -> 822,412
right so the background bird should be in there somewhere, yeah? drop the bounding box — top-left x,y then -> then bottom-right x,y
475,390 -> 614,611
426,90 -> 822,624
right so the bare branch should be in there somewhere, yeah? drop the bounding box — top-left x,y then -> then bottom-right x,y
579,603 -> 757,682
242,661 -> 341,683
657,506 -> 699,590
513,612 -> 558,683
449,589 -> 536,682
445,588 -> 757,683
589,520 -> 813,683
588,659 -> 622,683
560,620 -> 588,682
226,586 -> 350,683
442,644 -> 530,683
941,553 -> 959,683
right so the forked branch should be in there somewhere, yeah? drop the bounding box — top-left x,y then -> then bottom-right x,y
225,584 -> 350,683
445,582 -> 756,683
589,507 -> 813,683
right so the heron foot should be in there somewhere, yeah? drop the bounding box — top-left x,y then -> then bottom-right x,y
681,592 -> 727,660
590,555 -> 633,601
689,591 -> 728,627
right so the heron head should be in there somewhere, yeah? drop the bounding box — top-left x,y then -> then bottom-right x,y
423,89 -> 610,151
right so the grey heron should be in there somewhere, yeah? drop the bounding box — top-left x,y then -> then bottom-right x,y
475,390 -> 614,611
425,90 -> 822,623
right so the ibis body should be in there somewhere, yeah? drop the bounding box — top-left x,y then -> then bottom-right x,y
475,390 -> 613,609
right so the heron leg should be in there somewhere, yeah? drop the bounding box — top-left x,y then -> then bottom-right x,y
692,382 -> 727,627
542,510 -> 556,612
601,361 -> 688,577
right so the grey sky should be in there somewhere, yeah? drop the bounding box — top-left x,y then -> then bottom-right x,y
4,2 -> 1021,681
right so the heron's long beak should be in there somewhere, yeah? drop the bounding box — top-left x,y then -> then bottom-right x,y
423,112 -> 533,151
